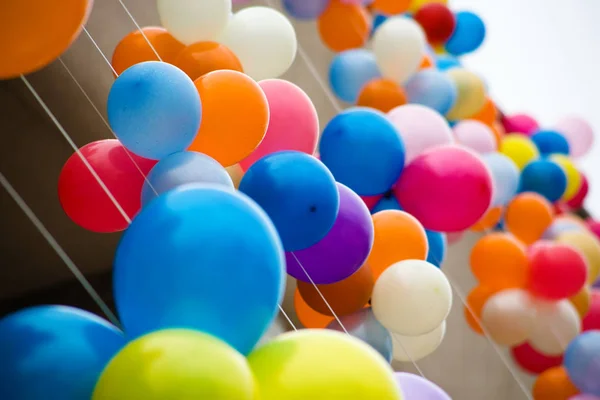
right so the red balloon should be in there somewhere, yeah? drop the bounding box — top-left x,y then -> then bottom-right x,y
511,342 -> 563,375
58,139 -> 157,233
527,241 -> 588,300
413,3 -> 456,44
566,174 -> 588,209
583,290 -> 600,331
360,194 -> 383,210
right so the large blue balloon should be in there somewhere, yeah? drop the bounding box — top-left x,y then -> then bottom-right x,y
371,192 -> 403,214
531,130 -> 570,156
426,230 -> 447,268
482,153 -> 520,206
329,49 -> 381,103
239,151 -> 339,251
519,159 -> 567,203
282,0 -> 329,19
114,185 -> 285,355
445,11 -> 486,56
564,331 -> 600,396
107,61 -> 202,160
320,108 -> 406,196
0,306 -> 125,400
404,70 -> 457,115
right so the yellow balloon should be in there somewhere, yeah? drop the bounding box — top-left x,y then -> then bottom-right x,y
248,330 -> 402,400
226,163 -> 244,189
409,0 -> 448,13
499,134 -> 540,170
93,329 -> 256,400
445,69 -> 486,121
569,285 -> 591,318
551,155 -> 582,201
556,230 -> 600,284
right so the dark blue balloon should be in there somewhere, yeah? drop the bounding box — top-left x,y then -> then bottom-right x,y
114,185 -> 285,355
435,55 -> 461,71
445,11 -> 486,56
329,49 -> 381,103
0,306 -> 125,400
371,13 -> 389,37
239,151 -> 339,251
282,0 -> 329,19
320,108 -> 405,196
404,69 -> 457,115
531,130 -> 570,156
519,159 -> 567,202
372,192 -> 403,214
564,331 -> 600,396
426,230 -> 447,268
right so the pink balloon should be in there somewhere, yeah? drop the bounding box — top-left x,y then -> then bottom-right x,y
387,104 -> 454,163
239,79 -> 319,171
570,396 -> 600,400
583,290 -> 600,331
502,113 -> 539,135
453,120 -> 497,154
555,116 -> 595,158
394,145 -> 493,232
587,220 -> 600,241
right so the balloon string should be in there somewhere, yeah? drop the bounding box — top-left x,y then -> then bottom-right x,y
82,27 -> 118,77
116,0 -> 163,62
278,304 -> 298,331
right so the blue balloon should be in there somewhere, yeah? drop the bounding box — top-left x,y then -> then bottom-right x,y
482,153 -> 520,206
371,13 -> 389,37
519,159 -> 567,203
426,230 -> 447,268
565,331 -> 600,396
445,11 -> 486,56
531,129 -> 571,156
282,0 -> 329,19
329,49 -> 381,103
239,151 -> 339,251
320,108 -> 405,196
107,61 -> 202,160
435,55 -> 461,71
141,151 -> 233,206
405,70 -> 457,115
372,192 -> 403,214
114,185 -> 285,355
0,306 -> 125,400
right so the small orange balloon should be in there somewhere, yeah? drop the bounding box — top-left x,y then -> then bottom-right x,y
367,210 -> 428,281
294,288 -> 334,329
189,70 -> 269,167
471,97 -> 497,126
505,193 -> 554,245
471,206 -> 503,232
570,285 -> 591,318
174,41 -> 243,81
470,233 -> 529,290
464,286 -> 497,335
372,0 -> 411,15
317,1 -> 372,52
356,78 -> 407,113
111,27 -> 185,76
533,367 -> 579,400
419,54 -> 434,70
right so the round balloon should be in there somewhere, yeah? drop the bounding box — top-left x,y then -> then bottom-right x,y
519,159 -> 568,203
481,289 -> 537,346
329,49 -> 381,103
453,120 -> 498,154
445,11 -> 485,56
531,130 -> 571,156
533,367 -> 580,400
174,41 -> 242,81
565,331 -> 600,396
413,3 -> 456,44
404,69 -> 457,115
445,69 -> 487,120
392,322 -> 446,362
357,78 -> 408,113
511,342 -> 564,375
557,231 -> 600,285
555,116 -> 594,158
371,0 -> 410,14
156,0 -> 231,44
426,229 -> 447,268
503,113 -> 540,136
529,300 -> 581,356
482,152 -> 520,206
318,1 -> 371,52
283,0 -> 330,19
505,192 -> 553,245
394,372 -> 451,400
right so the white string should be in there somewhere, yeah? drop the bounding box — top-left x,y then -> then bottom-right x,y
116,0 -> 163,62
82,27 -> 118,76
278,304 -> 298,331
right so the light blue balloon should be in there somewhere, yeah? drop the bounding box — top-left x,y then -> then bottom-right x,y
114,184 -> 285,355
426,230 -> 447,268
446,11 -> 486,56
435,55 -> 461,71
0,306 -> 125,400
329,49 -> 381,103
371,192 -> 403,214
405,70 -> 457,115
282,0 -> 329,19
141,151 -> 233,206
107,61 -> 202,160
482,153 -> 520,206
543,219 -> 585,240
565,331 -> 600,396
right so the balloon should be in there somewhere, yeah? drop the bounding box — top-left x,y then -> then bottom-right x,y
465,285 -> 496,335
371,0 -> 410,14
471,206 -> 503,232
413,3 -> 456,44
529,300 -> 581,356
113,185 -> 285,355
499,134 -> 540,170
570,396 -> 600,400
583,290 -> 600,331
327,308 -> 393,362
543,216 -> 586,240
240,151 -> 338,251
565,331 -> 600,396
511,342 -> 564,375
471,97 -> 497,126
453,120 -> 498,154
404,70 -> 458,115
520,159 -> 568,203
505,192 -> 553,245
220,7 -> 297,80
533,367 -> 580,400
387,104 -> 454,163
394,145 -> 493,232
107,61 -> 201,160
436,54 -> 461,70
394,373 -> 451,400
426,230 -> 447,267
248,330 -> 401,400
551,155 -> 582,202
294,289 -> 335,328
92,329 -> 255,400
189,70 -> 268,167
329,50 -> 381,103
445,11 -> 485,56
372,260 -> 452,336
317,0 -> 371,52
367,210 -> 428,281
566,174 -> 589,209
503,113 -> 540,136
588,220 -> 600,241
371,192 -> 403,213
357,78 -> 408,112
58,139 -> 156,233
392,322 -> 446,362
0,306 -> 125,400
481,289 -> 537,346
531,129 -> 571,156
0,0 -> 92,79
557,231 -> 600,285
372,16 -> 427,83
445,69 -> 487,120
409,0 -> 448,13
283,0 -> 330,19
570,286 -> 592,319
555,116 -> 595,158
320,108 -> 405,196
482,153 -> 520,206
112,27 -> 185,76
173,41 -> 242,81
156,0 -> 231,44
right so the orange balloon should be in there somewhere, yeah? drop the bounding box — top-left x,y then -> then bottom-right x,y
294,288 -> 334,329
189,70 -> 269,167
297,263 -> 374,317
372,0 -> 411,15
471,97 -> 497,126
356,78 -> 407,113
111,27 -> 185,76
419,54 -> 434,70
471,206 -> 503,232
464,285 -> 497,335
533,367 -> 579,400
570,285 -> 591,318
174,41 -> 243,81
470,233 -> 529,290
367,210 -> 428,281
505,193 -> 554,245
0,0 -> 92,78
317,1 -> 371,52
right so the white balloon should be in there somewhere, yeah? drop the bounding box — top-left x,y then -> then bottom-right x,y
219,7 -> 297,81
371,260 -> 452,336
372,16 -> 426,84
529,300 -> 581,356
392,322 -> 446,362
157,0 -> 232,45
481,289 -> 536,347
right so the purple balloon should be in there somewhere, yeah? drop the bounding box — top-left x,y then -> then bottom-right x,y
394,373 -> 451,400
286,183 -> 374,284
282,0 -> 330,19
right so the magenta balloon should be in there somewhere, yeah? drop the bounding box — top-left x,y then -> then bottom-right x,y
394,373 -> 451,400
394,145 -> 493,232
502,113 -> 539,136
286,183 -> 374,284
